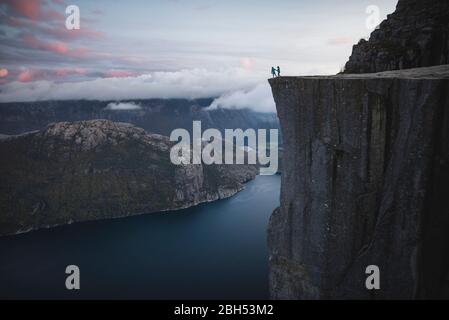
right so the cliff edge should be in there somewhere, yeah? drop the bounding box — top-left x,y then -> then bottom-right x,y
268,65 -> 449,299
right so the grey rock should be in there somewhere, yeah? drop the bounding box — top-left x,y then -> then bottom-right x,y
0,120 -> 258,236
268,65 -> 449,299
344,0 -> 449,74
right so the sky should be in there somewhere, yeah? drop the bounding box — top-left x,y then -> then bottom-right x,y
0,0 -> 398,109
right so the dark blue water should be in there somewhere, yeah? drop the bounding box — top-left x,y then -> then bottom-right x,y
0,175 -> 280,299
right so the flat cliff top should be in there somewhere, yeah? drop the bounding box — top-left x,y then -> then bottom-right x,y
269,65 -> 449,82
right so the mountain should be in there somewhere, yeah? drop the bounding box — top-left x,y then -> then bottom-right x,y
344,0 -> 449,73
0,98 -> 279,136
0,120 -> 258,236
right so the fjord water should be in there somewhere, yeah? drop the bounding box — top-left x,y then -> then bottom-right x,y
0,175 -> 280,299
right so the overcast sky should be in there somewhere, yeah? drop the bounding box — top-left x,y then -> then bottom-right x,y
0,0 -> 398,108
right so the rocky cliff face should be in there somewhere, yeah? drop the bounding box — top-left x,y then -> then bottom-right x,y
344,0 -> 449,73
0,120 -> 258,236
268,65 -> 449,299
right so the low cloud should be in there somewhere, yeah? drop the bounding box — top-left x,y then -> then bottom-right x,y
0,68 -> 277,113
105,102 -> 142,111
208,82 -> 275,113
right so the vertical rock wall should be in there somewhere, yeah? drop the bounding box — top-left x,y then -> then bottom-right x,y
268,66 -> 449,299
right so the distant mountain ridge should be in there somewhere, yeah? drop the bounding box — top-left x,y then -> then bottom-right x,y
0,98 -> 279,136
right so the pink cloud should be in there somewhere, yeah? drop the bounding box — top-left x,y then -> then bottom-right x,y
14,68 -> 89,82
44,9 -> 64,21
23,34 -> 41,47
4,0 -> 42,20
103,70 -> 136,78
23,34 -> 89,57
0,68 -> 9,77
18,70 -> 34,82
3,0 -> 64,22
55,68 -> 87,77
7,15 -> 105,42
46,42 -> 69,54
68,47 -> 90,57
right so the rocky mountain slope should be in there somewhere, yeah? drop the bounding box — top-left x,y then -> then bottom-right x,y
344,0 -> 449,73
0,120 -> 258,236
268,65 -> 449,299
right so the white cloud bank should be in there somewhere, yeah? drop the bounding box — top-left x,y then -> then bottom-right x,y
207,82 -> 275,113
105,102 -> 142,110
0,68 -> 276,112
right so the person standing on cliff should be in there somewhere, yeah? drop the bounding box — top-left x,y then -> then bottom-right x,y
271,67 -> 277,78
277,66 -> 281,77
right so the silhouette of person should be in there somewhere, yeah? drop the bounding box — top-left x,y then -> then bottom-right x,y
277,66 -> 281,77
271,66 -> 276,78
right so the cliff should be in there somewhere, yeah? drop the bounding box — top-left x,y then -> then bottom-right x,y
0,120 -> 258,236
268,65 -> 449,299
344,0 -> 449,73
